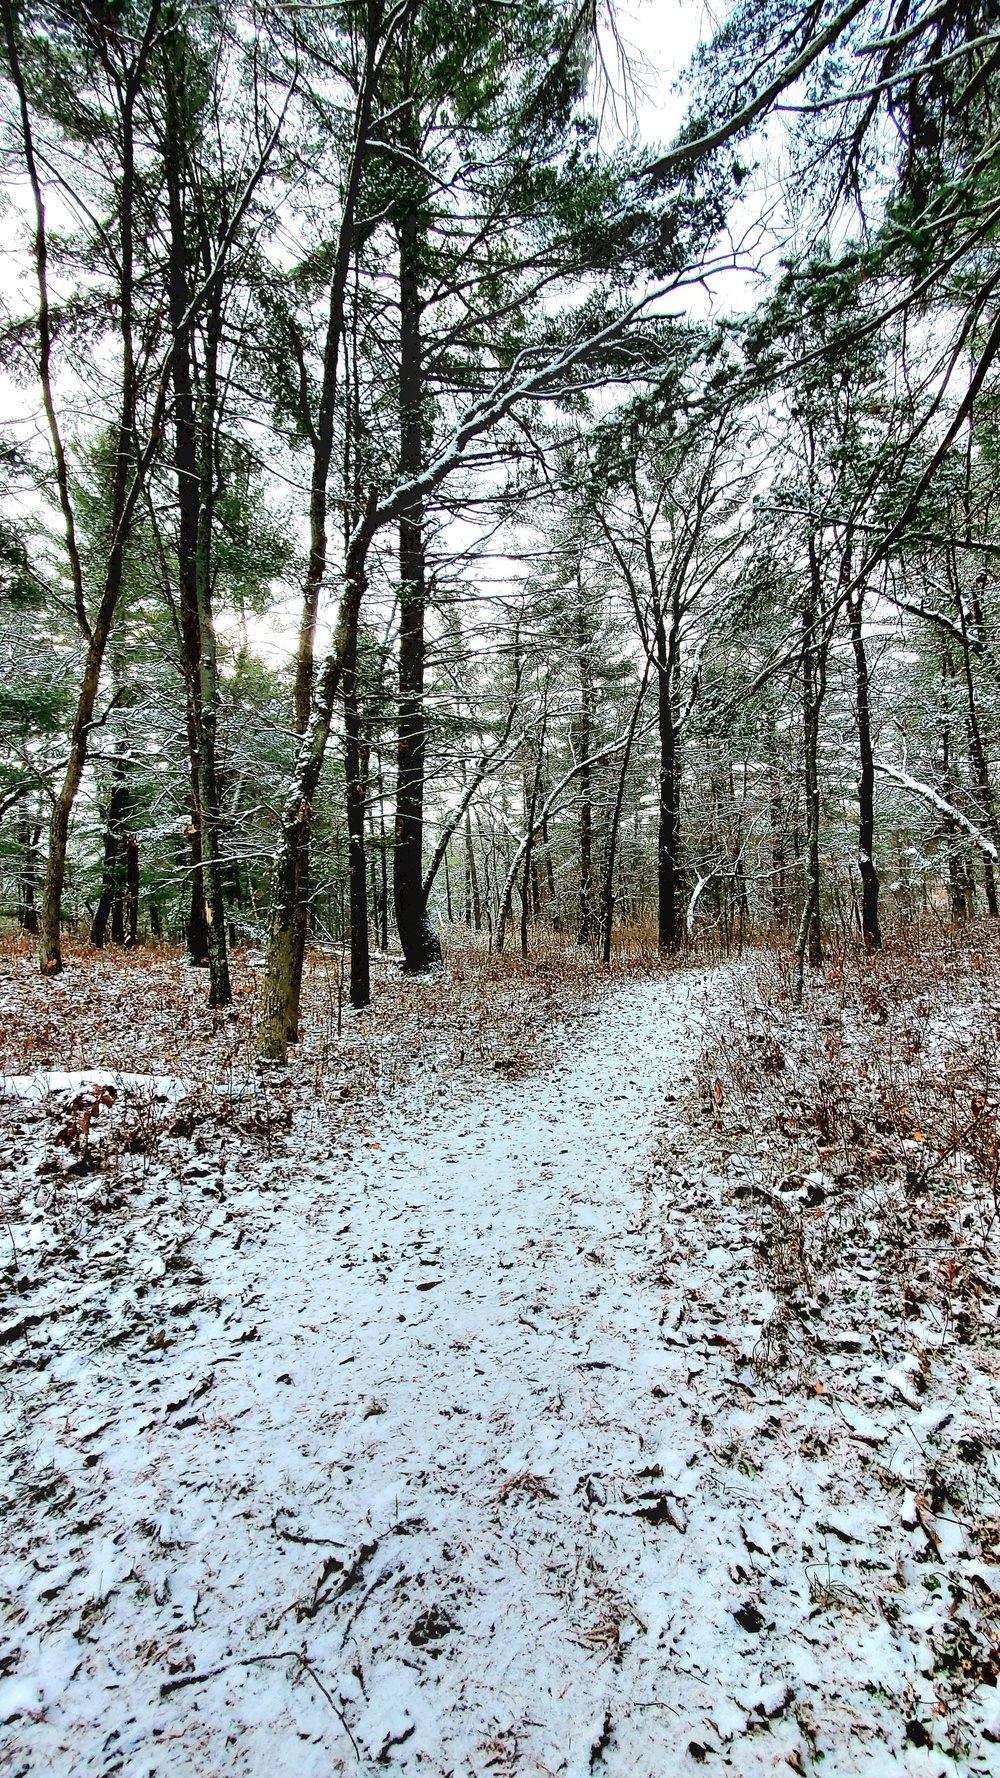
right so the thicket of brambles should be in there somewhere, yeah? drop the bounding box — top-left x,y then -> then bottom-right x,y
1,0 -> 999,1053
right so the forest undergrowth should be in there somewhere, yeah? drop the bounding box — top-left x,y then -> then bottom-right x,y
686,918 -> 1000,1738
698,919 -> 1000,1365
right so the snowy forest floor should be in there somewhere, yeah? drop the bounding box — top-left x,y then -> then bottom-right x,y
3,930 -> 1000,1777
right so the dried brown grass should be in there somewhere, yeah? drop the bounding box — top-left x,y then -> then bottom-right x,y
695,917 -> 1000,1349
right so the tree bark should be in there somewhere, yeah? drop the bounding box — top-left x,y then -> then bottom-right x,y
259,508 -> 376,1059
955,577 -> 1000,914
92,765 -> 130,947
393,199 -> 441,972
576,606 -> 596,944
191,267 -> 231,1006
793,540 -> 827,1006
182,697 -> 209,964
846,585 -> 882,950
35,44 -> 145,973
465,810 -> 481,930
941,721 -> 974,920
16,797 -> 38,934
164,45 -> 230,999
344,606 -> 370,1008
520,733 -> 545,958
13,4 -> 168,974
273,12 -> 383,1034
601,670 -> 650,964
769,760 -> 787,924
656,607 -> 681,952
123,832 -> 139,946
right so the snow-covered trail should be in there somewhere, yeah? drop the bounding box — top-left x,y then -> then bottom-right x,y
4,970 -> 983,1776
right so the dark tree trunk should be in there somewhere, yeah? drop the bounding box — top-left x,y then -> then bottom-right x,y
378,767 -> 390,950
16,798 -> 38,934
286,20 -> 379,1013
123,832 -> 139,946
183,701 -> 209,964
465,810 -> 481,930
656,625 -> 680,952
941,722 -> 974,920
956,591 -> 1000,915
164,53 -> 230,1005
92,766 -> 130,948
192,275 -> 230,1005
393,200 -> 440,972
519,736 -> 544,959
793,539 -> 827,1005
344,609 -> 370,1009
601,673 -> 650,965
846,586 -> 882,950
576,608 -> 596,943
769,764 -> 787,924
541,811 -> 556,909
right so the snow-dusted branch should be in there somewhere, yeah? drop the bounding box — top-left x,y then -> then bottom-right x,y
875,763 -> 999,862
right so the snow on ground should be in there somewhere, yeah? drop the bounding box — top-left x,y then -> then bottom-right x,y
0,1072 -> 192,1105
2,968 -> 999,1775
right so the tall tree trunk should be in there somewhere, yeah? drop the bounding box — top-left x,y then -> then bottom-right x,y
769,762 -> 787,924
846,585 -> 882,949
259,511 -> 376,1059
278,14 -> 381,1031
956,590 -> 1000,915
0,0 -> 147,974
16,797 -> 38,935
183,697 -> 209,964
519,734 -> 544,959
541,810 -> 556,909
465,809 -> 481,930
576,606 -> 596,943
378,764 -> 390,950
34,52 -> 144,973
344,607 -> 370,1008
656,613 -> 680,952
601,671 -> 650,964
393,199 -> 440,971
941,722 -> 973,920
123,832 -> 139,946
192,272 -> 231,1006
164,38 -> 230,1004
91,764 -> 129,948
793,540 -> 827,1006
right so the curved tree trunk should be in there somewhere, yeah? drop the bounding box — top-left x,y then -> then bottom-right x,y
259,512 -> 376,1059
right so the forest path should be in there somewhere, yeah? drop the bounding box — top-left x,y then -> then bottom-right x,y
4,968 -> 947,1777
